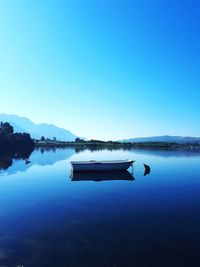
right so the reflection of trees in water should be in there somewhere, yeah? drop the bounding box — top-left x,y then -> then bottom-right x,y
33,145 -> 124,155
0,148 -> 34,170
35,147 -> 65,154
0,154 -> 13,170
74,145 -> 200,157
0,121 -> 35,170
132,147 -> 200,158
40,147 -> 58,154
74,145 -> 127,153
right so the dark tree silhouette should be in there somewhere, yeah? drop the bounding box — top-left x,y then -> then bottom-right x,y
75,137 -> 84,143
0,121 -> 35,152
0,122 -> 14,135
41,136 -> 46,141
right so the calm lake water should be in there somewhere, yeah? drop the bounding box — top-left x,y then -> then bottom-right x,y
0,147 -> 200,267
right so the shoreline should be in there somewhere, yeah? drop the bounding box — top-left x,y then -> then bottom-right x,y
34,141 -> 200,151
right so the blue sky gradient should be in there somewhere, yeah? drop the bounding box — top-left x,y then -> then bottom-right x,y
0,0 -> 199,140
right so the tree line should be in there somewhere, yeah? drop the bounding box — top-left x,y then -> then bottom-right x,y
0,122 -> 35,152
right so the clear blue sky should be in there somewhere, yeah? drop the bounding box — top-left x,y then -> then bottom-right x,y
0,0 -> 199,140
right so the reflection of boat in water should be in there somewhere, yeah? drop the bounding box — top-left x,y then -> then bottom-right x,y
71,170 -> 135,182
71,160 -> 134,171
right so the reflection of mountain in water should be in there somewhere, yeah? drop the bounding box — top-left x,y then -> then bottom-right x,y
71,170 -> 134,182
0,148 -> 75,176
30,148 -> 75,166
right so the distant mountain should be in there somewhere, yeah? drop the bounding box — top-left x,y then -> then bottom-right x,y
120,135 -> 200,144
0,114 -> 77,141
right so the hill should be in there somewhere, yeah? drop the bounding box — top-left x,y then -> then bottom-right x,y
120,135 -> 200,144
0,114 -> 77,141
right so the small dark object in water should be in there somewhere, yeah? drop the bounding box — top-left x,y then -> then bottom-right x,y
25,160 -> 31,165
144,163 -> 151,176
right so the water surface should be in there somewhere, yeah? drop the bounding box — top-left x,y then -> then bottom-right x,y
0,147 -> 200,266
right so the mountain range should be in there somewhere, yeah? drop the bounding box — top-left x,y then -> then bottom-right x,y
0,114 -> 77,141
1,114 -> 200,144
120,136 -> 200,144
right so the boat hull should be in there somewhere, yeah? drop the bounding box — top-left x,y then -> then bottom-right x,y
71,160 -> 134,171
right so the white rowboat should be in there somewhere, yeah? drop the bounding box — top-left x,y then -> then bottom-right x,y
71,159 -> 134,172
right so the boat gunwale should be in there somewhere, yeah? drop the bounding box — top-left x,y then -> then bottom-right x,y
71,160 -> 134,165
